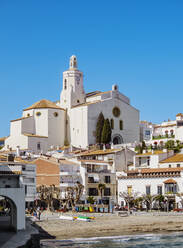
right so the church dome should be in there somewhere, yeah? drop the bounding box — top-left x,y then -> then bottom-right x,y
23,99 -> 64,111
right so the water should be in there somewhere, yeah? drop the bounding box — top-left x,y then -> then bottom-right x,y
41,232 -> 183,247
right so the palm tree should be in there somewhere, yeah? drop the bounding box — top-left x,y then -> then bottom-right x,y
143,194 -> 156,211
154,194 -> 164,211
98,183 -> 106,203
87,196 -> 95,205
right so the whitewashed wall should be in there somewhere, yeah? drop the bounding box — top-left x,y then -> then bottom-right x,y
118,174 -> 183,206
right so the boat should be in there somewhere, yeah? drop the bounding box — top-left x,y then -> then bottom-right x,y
59,215 -> 74,221
75,216 -> 92,222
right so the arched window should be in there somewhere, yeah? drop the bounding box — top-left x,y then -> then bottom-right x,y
64,79 -> 67,90
110,119 -> 114,129
119,120 -> 123,130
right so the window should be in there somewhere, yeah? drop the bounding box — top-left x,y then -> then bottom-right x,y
88,188 -> 98,196
105,176 -> 111,183
27,113 -> 30,117
177,164 -> 180,168
169,164 -> 171,168
104,188 -> 111,196
37,143 -> 41,150
88,177 -> 94,183
119,120 -> 123,130
25,185 -> 27,195
53,112 -> 58,117
110,119 -> 114,129
77,99 -> 80,103
165,184 -> 177,194
127,186 -> 132,195
157,185 -> 162,195
147,157 -> 150,166
139,157 -> 141,166
112,107 -> 120,117
145,130 -> 150,136
146,186 -> 151,195
64,79 -> 67,90
36,112 -> 41,116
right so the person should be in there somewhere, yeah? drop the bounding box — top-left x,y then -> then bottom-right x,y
37,209 -> 41,220
33,209 -> 37,221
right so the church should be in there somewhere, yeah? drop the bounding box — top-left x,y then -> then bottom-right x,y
4,55 -> 140,153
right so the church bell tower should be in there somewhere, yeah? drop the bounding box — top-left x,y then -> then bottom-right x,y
60,55 -> 86,109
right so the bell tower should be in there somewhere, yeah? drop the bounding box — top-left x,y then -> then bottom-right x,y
60,55 -> 86,109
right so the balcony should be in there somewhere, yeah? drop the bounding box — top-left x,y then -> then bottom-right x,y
60,171 -> 80,176
60,182 -> 76,187
88,177 -> 99,184
87,169 -> 111,173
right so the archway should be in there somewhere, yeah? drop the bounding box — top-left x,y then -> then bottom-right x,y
0,196 -> 17,231
0,188 -> 25,231
112,134 -> 123,145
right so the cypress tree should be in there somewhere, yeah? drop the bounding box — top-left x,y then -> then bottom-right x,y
101,118 -> 112,144
96,112 -> 104,144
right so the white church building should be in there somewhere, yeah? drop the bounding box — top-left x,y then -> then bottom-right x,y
4,55 -> 139,153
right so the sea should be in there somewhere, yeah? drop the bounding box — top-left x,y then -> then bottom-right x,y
41,232 -> 183,248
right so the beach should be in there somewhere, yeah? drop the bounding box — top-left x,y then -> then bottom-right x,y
35,212 -> 183,240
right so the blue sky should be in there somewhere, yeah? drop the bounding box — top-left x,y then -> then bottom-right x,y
0,0 -> 183,137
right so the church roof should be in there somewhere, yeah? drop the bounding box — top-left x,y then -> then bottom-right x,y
71,100 -> 101,109
23,99 -> 65,111
86,90 -> 112,98
23,133 -> 48,138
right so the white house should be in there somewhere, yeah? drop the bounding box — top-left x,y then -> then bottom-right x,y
118,167 -> 183,209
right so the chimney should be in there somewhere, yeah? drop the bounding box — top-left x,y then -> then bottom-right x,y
16,146 -> 20,157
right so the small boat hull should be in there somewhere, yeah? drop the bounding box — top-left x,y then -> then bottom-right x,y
59,215 -> 74,221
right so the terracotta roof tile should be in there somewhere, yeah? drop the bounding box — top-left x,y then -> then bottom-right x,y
127,167 -> 183,174
23,99 -> 65,111
78,148 -> 122,156
11,116 -> 32,122
137,150 -> 166,156
160,154 -> 183,163
176,113 -> 183,117
164,178 -> 177,184
23,133 -> 48,138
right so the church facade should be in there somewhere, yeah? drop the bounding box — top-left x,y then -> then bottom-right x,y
4,55 -> 139,153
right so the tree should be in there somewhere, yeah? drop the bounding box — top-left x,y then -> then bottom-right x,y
87,196 -> 95,204
142,141 -> 147,152
119,191 -> 139,212
165,140 -> 175,150
133,197 -> 143,210
65,182 -> 84,209
143,194 -> 156,211
155,194 -> 164,211
101,118 -> 112,144
37,184 -> 61,211
96,112 -> 105,144
98,183 -> 106,203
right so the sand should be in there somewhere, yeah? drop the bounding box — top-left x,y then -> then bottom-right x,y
35,212 -> 183,240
